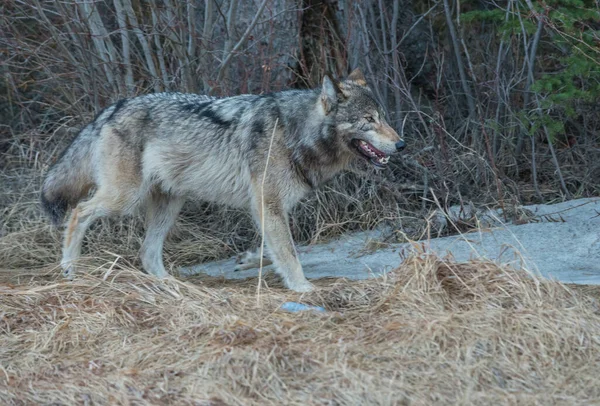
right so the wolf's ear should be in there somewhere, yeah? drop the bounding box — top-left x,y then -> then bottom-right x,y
346,68 -> 367,86
321,75 -> 343,115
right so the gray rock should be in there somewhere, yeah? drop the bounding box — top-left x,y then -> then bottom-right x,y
183,198 -> 600,285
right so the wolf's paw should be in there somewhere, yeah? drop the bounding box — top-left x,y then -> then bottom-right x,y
287,279 -> 315,293
234,250 -> 272,272
60,260 -> 75,280
144,267 -> 170,279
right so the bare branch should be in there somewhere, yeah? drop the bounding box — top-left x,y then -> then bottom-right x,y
76,0 -> 121,93
121,0 -> 161,92
186,0 -> 197,59
200,0 -> 216,92
515,5 -> 544,156
442,0 -> 476,118
389,0 -> 403,126
150,2 -> 170,90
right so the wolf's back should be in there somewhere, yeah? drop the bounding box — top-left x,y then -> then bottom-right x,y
40,104 -> 118,225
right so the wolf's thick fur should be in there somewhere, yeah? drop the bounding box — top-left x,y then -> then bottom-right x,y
41,69 -> 403,292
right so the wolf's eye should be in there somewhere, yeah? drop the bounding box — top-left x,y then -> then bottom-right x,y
365,116 -> 375,123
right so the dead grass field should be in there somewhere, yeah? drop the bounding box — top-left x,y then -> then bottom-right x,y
2,255 -> 600,405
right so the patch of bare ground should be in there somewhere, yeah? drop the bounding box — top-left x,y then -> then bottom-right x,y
1,255 -> 599,405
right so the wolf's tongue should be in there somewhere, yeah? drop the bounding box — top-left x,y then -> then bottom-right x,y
358,140 -> 385,158
356,140 -> 390,167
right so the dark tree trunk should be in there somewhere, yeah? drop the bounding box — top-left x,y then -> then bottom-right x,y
292,0 -> 347,89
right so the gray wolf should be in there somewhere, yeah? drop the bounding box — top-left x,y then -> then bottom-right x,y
41,69 -> 405,292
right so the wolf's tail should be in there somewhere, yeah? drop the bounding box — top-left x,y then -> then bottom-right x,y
41,124 -> 98,225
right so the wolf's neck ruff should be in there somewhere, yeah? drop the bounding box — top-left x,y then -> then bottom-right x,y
40,69 -> 405,292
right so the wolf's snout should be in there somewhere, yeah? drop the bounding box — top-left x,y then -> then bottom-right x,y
395,140 -> 406,152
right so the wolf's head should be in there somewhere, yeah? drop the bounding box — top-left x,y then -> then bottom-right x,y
320,69 -> 405,168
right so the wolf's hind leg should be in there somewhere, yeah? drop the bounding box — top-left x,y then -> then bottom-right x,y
61,191 -> 133,279
234,249 -> 273,272
140,193 -> 184,278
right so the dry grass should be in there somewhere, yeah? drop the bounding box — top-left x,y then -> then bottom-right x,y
1,255 -> 599,405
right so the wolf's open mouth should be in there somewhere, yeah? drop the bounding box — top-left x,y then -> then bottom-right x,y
352,139 -> 390,167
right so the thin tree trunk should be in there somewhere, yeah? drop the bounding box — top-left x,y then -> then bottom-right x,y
530,129 -> 542,200
77,0 -> 122,94
357,6 -> 388,118
200,0 -> 215,92
377,0 -> 389,105
52,0 -> 94,98
536,94 -> 571,198
220,0 -> 240,89
187,0 -> 197,60
161,0 -> 194,91
442,0 -> 476,118
113,0 -> 134,95
515,16 -> 544,156
389,0 -> 403,127
121,0 -> 162,93
150,3 -> 170,90
492,0 -> 514,156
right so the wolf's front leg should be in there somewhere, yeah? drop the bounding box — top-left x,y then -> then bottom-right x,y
251,193 -> 313,292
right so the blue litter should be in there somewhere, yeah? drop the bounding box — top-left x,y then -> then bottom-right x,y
280,301 -> 326,313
